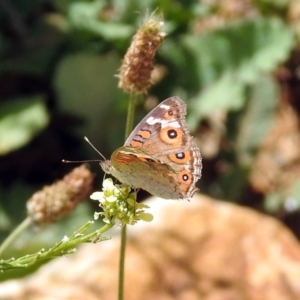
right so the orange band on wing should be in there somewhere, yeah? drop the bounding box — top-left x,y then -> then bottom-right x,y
137,130 -> 151,139
130,140 -> 143,147
115,152 -> 138,163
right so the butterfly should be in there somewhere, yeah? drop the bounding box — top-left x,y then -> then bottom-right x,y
100,96 -> 202,199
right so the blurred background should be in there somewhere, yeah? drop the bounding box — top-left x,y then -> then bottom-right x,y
0,0 -> 300,280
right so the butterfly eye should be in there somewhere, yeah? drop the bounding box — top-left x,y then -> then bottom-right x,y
167,129 -> 177,139
168,151 -> 191,163
160,127 -> 183,146
182,174 -> 189,181
177,170 -> 193,192
168,109 -> 173,116
176,152 -> 185,159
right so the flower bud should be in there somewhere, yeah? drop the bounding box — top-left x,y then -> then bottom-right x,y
27,164 -> 93,224
118,14 -> 165,94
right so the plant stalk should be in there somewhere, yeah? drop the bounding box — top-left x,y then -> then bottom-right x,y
118,94 -> 137,300
0,216 -> 33,257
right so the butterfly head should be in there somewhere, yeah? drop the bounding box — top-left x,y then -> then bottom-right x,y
100,160 -> 113,174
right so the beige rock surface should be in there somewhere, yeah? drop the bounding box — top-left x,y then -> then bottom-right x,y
1,194 -> 300,300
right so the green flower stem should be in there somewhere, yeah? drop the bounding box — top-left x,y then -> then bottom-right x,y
0,216 -> 33,257
118,224 -> 127,300
118,94 -> 137,300
125,94 -> 137,141
0,222 -> 113,271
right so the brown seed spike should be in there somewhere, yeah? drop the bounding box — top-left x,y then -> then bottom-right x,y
118,14 -> 166,95
26,165 -> 93,224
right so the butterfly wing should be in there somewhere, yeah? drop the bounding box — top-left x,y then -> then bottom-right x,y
107,147 -> 184,199
122,96 -> 202,198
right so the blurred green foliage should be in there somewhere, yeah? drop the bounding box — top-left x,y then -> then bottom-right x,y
0,97 -> 49,154
0,0 -> 300,279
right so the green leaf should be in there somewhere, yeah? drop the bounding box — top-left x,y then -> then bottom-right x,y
254,0 -> 290,15
180,17 -> 293,124
182,17 -> 293,84
53,52 -> 124,153
256,0 -> 290,8
188,72 -> 245,129
235,75 -> 279,165
0,96 -> 49,155
68,1 -> 134,40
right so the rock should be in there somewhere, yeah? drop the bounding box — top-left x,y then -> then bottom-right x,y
1,194 -> 300,300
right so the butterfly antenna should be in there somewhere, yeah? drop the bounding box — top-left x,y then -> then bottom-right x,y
62,159 -> 101,163
84,136 -> 106,160
62,137 -> 107,164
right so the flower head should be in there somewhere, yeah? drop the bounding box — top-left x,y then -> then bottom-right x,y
118,13 -> 165,94
91,178 -> 153,226
27,164 -> 93,224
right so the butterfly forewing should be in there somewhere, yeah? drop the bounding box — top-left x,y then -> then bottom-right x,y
103,96 -> 202,199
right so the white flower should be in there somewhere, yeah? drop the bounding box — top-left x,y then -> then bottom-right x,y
92,178 -> 153,226
90,191 -> 104,201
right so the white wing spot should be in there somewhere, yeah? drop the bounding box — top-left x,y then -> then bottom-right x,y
162,120 -> 180,128
160,104 -> 170,110
146,117 -> 180,128
146,116 -> 160,125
